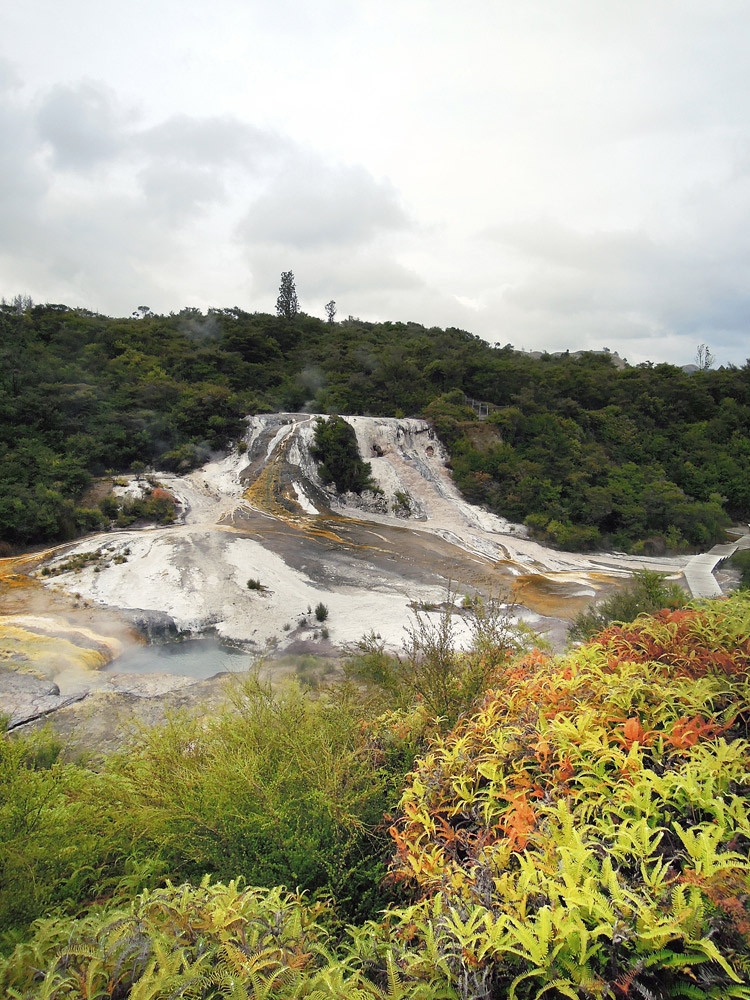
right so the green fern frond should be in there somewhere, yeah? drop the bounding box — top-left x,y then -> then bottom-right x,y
535,979 -> 581,999
669,984 -> 712,999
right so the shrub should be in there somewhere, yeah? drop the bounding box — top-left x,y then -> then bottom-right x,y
381,591 -> 750,997
0,881 -> 362,999
569,568 -> 686,641
102,677 -> 403,922
315,602 -> 329,622
392,490 -> 412,515
4,595 -> 750,998
310,415 -> 378,494
0,729 -> 135,937
731,548 -> 750,589
247,577 -> 263,590
345,594 -> 533,726
159,443 -> 201,472
102,490 -> 177,528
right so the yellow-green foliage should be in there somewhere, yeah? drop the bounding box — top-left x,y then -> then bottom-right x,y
0,878 -> 457,999
379,592 -> 750,997
103,677 -> 400,922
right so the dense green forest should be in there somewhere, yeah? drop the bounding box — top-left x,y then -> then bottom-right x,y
1,300 -> 748,551
2,591 -> 750,997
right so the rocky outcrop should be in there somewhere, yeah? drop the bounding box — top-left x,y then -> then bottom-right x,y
126,609 -> 182,643
0,668 -> 73,729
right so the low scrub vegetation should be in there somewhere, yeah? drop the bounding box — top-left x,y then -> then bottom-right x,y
2,593 -> 750,997
99,485 -> 177,527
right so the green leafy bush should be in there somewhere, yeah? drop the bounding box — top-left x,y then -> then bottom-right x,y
731,548 -> 750,589
102,677 -> 403,923
311,415 -> 377,494
0,877 -> 456,999
0,728 -> 135,938
0,678 -> 414,944
345,595 -> 535,727
569,568 -> 687,641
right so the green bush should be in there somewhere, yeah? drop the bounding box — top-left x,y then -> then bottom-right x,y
315,602 -> 329,622
730,548 -> 750,589
102,677 -> 403,922
0,729 -> 135,939
0,881 -> 354,999
4,596 -> 750,997
375,592 -> 750,997
568,568 -> 687,642
345,596 -> 535,727
0,678 -> 417,943
311,415 -> 377,494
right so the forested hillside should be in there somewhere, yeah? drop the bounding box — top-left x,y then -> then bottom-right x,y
1,301 -> 748,551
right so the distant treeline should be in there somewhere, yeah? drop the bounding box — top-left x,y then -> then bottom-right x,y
1,302 -> 748,551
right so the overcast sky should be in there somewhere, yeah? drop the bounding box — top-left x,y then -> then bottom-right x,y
3,1 -> 750,366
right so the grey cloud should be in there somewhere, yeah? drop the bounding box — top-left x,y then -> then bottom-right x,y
299,248 -> 422,297
0,84 -> 48,257
1,196 -> 165,312
476,213 -> 750,364
35,81 -> 125,170
0,57 -> 20,93
1,69 -> 420,321
2,66 -> 449,341
0,79 -> 197,307
138,162 -> 227,223
239,161 -> 410,250
138,114 -> 288,168
484,220 -> 657,273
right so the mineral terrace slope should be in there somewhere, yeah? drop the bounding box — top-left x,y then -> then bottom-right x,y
37,414 -> 688,648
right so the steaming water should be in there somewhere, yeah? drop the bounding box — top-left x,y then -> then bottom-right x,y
107,637 -> 253,680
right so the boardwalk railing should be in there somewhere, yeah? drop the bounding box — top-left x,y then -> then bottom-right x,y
463,395 -> 500,419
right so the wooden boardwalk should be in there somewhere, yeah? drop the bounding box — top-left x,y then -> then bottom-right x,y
683,530 -> 750,598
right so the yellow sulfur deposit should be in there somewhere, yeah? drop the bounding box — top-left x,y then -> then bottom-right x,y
0,615 -> 122,679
